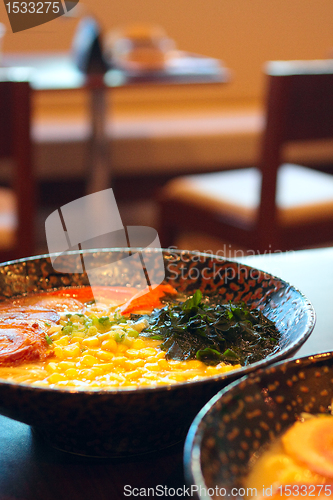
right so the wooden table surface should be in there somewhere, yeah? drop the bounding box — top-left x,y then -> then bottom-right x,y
1,51 -> 230,90
0,246 -> 332,500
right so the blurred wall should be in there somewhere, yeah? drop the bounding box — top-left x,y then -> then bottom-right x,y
2,1 -> 333,184
1,0 -> 333,104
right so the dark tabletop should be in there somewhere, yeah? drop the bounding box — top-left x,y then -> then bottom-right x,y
0,415 -> 188,500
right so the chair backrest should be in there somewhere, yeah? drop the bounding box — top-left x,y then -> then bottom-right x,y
0,80 -> 35,260
257,60 -> 333,247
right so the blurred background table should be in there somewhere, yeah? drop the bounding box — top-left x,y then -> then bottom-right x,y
1,52 -> 230,195
0,246 -> 331,500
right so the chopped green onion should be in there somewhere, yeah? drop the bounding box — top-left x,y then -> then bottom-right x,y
45,334 -> 53,345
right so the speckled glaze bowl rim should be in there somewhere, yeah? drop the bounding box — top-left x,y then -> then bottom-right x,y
0,248 -> 316,396
183,350 -> 332,498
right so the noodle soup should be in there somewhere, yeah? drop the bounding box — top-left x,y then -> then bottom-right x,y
0,284 -> 281,390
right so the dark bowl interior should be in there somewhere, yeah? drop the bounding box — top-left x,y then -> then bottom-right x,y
184,352 -> 333,500
0,249 -> 315,457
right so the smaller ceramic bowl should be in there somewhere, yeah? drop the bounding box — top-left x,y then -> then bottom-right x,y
184,352 -> 333,500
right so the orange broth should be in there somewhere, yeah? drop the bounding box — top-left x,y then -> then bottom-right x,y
245,415 -> 333,499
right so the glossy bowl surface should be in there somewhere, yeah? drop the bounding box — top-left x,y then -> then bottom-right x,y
0,249 -> 315,457
184,352 -> 333,500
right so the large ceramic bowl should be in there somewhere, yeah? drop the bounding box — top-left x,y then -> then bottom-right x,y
0,249 -> 315,457
184,352 -> 333,500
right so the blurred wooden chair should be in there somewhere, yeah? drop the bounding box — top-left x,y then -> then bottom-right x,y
0,80 -> 35,261
157,60 -> 333,253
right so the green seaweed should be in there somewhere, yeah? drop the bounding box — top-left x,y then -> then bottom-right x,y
140,290 -> 280,366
